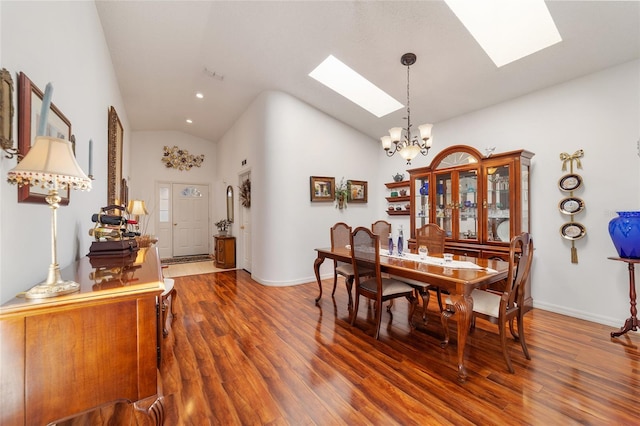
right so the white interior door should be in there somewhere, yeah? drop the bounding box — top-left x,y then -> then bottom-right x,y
239,172 -> 252,272
172,183 -> 209,256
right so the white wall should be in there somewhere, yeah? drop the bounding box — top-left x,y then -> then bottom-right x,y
0,1 -> 127,303
376,60 -> 640,328
129,130 -> 217,251
217,91 -> 383,285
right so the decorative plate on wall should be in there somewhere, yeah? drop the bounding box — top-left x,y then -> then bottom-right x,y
559,197 -> 585,215
558,173 -> 583,192
560,222 -> 586,240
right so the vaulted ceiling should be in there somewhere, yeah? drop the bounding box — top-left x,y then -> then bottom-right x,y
95,1 -> 640,144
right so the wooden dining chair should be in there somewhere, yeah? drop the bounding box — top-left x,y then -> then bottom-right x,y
330,222 -> 355,306
442,232 -> 534,373
349,227 -> 416,339
371,220 -> 392,248
415,223 -> 447,313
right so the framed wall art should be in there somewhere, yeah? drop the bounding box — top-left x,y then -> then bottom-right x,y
1,68 -> 18,158
17,72 -> 72,204
108,106 -> 123,206
310,176 -> 335,202
348,180 -> 368,203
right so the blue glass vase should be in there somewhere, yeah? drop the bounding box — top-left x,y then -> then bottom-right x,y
608,211 -> 640,259
419,182 -> 429,196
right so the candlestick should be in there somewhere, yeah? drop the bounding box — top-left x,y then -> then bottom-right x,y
88,139 -> 93,179
37,83 -> 54,136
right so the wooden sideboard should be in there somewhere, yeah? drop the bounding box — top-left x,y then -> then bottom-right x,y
0,247 -> 165,425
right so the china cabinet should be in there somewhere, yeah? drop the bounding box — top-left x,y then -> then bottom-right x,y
408,145 -> 534,260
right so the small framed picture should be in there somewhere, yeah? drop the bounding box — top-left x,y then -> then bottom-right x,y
310,176 -> 335,202
348,180 -> 368,203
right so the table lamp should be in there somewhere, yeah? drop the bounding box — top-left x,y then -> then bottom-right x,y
7,135 -> 92,298
127,199 -> 148,229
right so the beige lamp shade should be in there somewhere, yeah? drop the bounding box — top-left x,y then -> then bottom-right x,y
7,136 -> 91,190
127,199 -> 148,216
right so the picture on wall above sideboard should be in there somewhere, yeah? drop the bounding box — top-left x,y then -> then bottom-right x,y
18,72 -> 72,204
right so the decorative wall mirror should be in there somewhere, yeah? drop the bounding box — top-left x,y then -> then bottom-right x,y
107,106 -> 123,206
227,185 -> 234,223
17,72 -> 72,204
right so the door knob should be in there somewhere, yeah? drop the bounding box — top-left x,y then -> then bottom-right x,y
173,223 -> 177,226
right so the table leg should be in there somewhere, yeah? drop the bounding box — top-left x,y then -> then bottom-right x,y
611,261 -> 638,338
440,293 -> 473,382
314,255 -> 326,304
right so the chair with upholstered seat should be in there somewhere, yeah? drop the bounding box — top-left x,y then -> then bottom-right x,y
441,232 -> 534,373
330,222 -> 356,306
350,227 -> 417,339
371,220 -> 392,248
415,223 -> 447,313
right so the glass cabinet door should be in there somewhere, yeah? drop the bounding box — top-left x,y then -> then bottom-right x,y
458,169 -> 479,241
434,172 -> 453,238
486,164 -> 511,242
414,176 -> 430,230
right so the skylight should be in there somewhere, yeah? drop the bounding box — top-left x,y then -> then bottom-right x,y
444,0 -> 562,67
309,55 -> 403,118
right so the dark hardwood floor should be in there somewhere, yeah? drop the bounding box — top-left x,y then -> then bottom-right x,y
156,270 -> 639,425
61,269 -> 639,425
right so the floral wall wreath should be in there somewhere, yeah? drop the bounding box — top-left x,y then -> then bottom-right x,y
240,178 -> 251,208
161,145 -> 204,170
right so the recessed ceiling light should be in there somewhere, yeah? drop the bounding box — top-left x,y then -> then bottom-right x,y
309,55 -> 403,118
196,92 -> 204,99
186,119 -> 193,124
445,0 -> 562,67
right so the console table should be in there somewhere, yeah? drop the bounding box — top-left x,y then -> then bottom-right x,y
608,257 -> 639,338
0,247 -> 165,425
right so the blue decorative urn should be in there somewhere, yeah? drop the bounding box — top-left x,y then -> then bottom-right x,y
419,182 -> 429,196
608,211 -> 640,259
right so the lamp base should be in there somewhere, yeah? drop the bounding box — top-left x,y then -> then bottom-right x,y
23,280 -> 80,299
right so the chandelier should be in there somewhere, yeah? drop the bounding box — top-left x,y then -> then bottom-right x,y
381,53 -> 433,165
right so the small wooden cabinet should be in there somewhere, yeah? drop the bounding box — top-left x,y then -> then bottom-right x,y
214,235 -> 236,269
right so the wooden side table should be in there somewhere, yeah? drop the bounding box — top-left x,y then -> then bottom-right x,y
608,257 -> 639,338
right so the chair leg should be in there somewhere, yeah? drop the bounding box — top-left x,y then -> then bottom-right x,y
374,298 -> 383,340
350,293 -> 360,326
420,288 -> 430,322
509,316 -> 519,339
407,295 -> 417,329
331,269 -> 338,297
499,320 -> 515,373
161,288 -> 177,337
518,313 -> 531,360
345,276 -> 354,308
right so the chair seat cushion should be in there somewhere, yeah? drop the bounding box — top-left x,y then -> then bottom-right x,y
389,274 -> 433,290
446,289 -> 501,317
360,277 -> 414,296
336,263 -> 355,277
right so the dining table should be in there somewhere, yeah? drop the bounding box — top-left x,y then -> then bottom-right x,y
313,246 -> 510,382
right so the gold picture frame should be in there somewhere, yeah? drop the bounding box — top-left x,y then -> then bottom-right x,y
17,72 -> 72,204
310,176 -> 335,202
108,106 -> 123,206
0,68 -> 16,157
